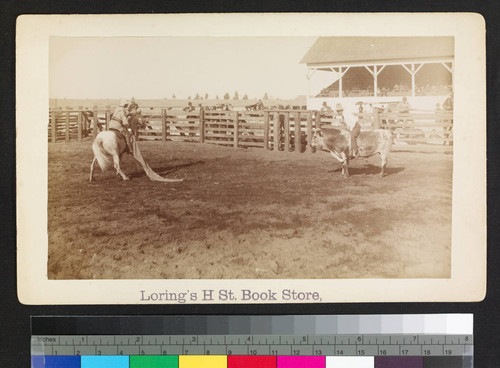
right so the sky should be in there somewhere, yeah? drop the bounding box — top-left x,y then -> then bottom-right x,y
49,37 -> 317,100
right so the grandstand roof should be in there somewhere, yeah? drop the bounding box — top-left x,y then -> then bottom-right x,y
301,37 -> 454,66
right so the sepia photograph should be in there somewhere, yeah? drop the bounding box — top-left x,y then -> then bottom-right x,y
16,14 -> 486,304
47,35 -> 454,280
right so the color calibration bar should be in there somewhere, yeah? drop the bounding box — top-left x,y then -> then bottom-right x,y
31,355 -> 471,368
31,315 -> 473,368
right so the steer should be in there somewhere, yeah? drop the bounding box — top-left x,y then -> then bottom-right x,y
311,127 -> 393,177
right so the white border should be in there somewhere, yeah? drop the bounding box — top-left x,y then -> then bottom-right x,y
17,13 -> 486,304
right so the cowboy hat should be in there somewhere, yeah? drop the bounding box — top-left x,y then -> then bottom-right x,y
119,99 -> 129,107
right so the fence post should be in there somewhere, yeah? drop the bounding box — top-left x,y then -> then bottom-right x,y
51,110 -> 57,143
295,111 -> 301,153
306,111 -> 313,153
314,110 -> 321,130
373,109 -> 381,129
77,106 -> 82,142
284,111 -> 290,152
105,105 -> 111,131
273,112 -> 280,151
161,109 -> 167,142
92,105 -> 98,138
263,111 -> 269,150
65,107 -> 70,142
199,108 -> 205,143
233,111 -> 239,148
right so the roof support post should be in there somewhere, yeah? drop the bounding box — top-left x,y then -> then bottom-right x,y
441,62 -> 453,73
339,67 -> 343,98
402,63 -> 422,97
364,66 -> 376,96
451,61 -> 454,93
306,68 -> 317,97
411,64 -> 415,97
442,61 -> 454,93
365,65 -> 385,97
334,66 -> 350,98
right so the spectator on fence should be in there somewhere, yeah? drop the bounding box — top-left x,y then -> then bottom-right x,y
395,97 -> 411,125
109,99 -> 133,154
443,93 -> 453,111
334,103 -> 346,125
442,93 -> 453,146
320,101 -> 333,116
184,101 -> 195,112
397,97 -> 411,113
345,114 -> 361,158
335,103 -> 344,114
256,99 -> 265,110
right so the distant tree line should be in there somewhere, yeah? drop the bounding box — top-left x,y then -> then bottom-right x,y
167,91 -> 271,100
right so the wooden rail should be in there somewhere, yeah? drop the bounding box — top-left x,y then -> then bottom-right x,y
48,107 -> 453,150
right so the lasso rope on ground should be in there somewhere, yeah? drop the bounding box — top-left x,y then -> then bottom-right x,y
132,140 -> 183,182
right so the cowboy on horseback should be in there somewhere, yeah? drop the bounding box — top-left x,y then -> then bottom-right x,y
126,97 -> 145,140
128,97 -> 139,114
109,99 -> 134,154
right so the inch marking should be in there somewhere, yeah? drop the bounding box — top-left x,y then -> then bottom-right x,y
30,334 -> 473,357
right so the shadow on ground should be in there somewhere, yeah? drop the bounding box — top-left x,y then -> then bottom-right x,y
129,160 -> 205,179
331,164 -> 405,176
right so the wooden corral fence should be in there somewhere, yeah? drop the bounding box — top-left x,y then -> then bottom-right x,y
354,109 -> 454,146
48,106 -> 102,143
48,106 -> 453,150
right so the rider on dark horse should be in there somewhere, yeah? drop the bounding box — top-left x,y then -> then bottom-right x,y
126,97 -> 144,140
128,97 -> 139,113
109,99 -> 134,154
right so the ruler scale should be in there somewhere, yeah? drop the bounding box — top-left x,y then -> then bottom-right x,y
31,315 -> 473,368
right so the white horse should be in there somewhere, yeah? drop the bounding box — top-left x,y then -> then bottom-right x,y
89,131 -> 131,182
90,129 -> 185,183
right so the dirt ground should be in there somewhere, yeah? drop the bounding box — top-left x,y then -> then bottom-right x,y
48,140 -> 452,279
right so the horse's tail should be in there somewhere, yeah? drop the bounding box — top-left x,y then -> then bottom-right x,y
92,136 -> 112,171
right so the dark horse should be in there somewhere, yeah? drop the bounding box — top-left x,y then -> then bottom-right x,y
128,113 -> 148,140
